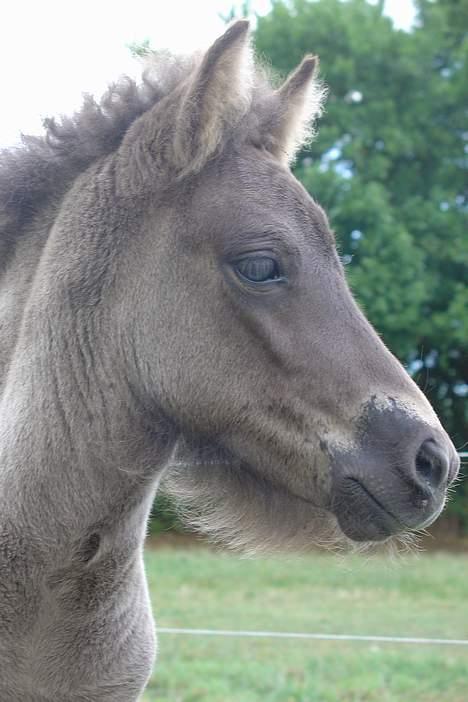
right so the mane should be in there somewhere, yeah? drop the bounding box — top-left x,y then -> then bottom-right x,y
0,53 -> 193,233
0,38 -> 325,238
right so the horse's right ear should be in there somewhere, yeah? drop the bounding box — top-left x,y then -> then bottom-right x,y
172,20 -> 252,175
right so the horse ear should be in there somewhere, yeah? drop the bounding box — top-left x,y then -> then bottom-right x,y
173,20 -> 252,175
266,56 -> 325,164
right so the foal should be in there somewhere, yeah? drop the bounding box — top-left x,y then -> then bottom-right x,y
0,21 -> 458,701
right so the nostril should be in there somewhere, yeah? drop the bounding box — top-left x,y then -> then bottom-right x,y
415,452 -> 436,483
415,439 -> 449,491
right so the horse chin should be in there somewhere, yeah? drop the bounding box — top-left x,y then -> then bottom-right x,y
160,441 -> 410,555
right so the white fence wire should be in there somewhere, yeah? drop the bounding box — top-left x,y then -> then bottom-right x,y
158,627 -> 468,647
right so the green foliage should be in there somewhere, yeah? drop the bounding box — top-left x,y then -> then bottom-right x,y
127,38 -> 152,58
220,1 -> 252,23
149,493 -> 181,534
255,0 -> 468,519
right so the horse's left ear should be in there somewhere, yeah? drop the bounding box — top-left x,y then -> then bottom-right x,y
173,20 -> 252,175
265,56 -> 326,164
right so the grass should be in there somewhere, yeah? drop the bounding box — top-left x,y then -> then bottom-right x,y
141,544 -> 468,701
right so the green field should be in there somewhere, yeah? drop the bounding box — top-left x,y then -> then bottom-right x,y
142,545 -> 468,702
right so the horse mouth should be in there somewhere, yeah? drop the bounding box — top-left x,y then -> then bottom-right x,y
331,477 -> 404,542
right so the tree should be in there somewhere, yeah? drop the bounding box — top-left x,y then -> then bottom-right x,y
255,0 -> 467,524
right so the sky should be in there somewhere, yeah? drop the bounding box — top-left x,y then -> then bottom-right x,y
0,0 -> 415,147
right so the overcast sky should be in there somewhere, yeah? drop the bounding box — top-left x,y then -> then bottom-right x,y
0,0 -> 415,147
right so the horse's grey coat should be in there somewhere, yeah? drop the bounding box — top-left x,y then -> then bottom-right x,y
0,21 -> 459,701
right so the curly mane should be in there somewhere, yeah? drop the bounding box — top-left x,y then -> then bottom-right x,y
0,31 -> 324,241
0,54 -> 191,234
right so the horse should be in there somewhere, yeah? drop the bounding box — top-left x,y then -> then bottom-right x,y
0,20 -> 459,701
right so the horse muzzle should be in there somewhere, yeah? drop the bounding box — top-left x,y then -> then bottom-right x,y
329,405 -> 460,542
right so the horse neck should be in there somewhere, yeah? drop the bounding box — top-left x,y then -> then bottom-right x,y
0,209 -> 173,563
0,329 -> 162,547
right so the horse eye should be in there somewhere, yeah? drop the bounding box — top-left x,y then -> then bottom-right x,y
235,257 -> 281,283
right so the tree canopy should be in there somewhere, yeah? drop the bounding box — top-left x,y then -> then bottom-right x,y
254,0 -> 467,522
